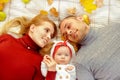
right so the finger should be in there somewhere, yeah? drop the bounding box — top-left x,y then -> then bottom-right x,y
47,56 -> 55,62
44,58 -> 51,64
44,55 -> 52,61
44,55 -> 49,59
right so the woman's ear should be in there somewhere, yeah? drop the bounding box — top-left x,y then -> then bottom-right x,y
29,24 -> 35,32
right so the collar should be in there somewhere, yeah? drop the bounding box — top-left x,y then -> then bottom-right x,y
18,34 -> 40,52
80,27 -> 97,45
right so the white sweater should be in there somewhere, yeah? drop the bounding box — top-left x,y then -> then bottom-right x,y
41,62 -> 76,80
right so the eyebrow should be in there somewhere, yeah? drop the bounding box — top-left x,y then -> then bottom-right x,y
64,23 -> 67,28
64,23 -> 71,28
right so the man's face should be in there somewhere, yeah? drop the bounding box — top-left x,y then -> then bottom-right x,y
60,18 -> 86,43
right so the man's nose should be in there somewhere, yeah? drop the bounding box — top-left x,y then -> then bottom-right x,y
67,30 -> 72,34
46,34 -> 51,40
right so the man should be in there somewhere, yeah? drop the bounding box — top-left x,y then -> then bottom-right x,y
59,15 -> 120,80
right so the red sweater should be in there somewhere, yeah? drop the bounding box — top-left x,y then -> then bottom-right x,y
0,34 -> 56,80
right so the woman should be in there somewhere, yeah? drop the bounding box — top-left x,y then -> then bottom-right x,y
0,14 -> 57,80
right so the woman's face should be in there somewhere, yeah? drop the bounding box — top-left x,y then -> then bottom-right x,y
60,18 -> 87,43
29,22 -> 55,48
54,46 -> 71,65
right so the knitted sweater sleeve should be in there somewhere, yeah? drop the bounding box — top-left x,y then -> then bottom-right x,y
41,62 -> 48,77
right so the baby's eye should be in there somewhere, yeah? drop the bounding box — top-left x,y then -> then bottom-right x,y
65,54 -> 69,56
57,53 -> 61,56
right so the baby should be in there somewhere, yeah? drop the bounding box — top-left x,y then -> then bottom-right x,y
41,40 -> 76,80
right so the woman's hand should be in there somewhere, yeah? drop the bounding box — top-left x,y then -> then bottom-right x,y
43,55 -> 56,71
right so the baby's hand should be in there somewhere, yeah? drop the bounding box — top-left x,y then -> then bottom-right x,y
65,65 -> 74,72
43,55 -> 56,71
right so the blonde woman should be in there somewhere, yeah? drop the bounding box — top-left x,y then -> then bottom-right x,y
0,14 -> 57,80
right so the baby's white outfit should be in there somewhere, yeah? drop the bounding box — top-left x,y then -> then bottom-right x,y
41,62 -> 76,80
41,41 -> 76,80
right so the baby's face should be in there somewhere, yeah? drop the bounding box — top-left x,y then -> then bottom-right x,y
54,46 -> 71,65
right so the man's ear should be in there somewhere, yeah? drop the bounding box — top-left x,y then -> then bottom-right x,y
77,15 -> 90,25
76,16 -> 84,22
29,24 -> 35,32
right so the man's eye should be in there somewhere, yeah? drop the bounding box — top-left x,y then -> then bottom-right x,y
65,23 -> 71,29
67,26 -> 70,29
45,29 -> 49,32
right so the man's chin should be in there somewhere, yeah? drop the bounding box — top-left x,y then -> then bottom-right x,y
69,38 -> 77,43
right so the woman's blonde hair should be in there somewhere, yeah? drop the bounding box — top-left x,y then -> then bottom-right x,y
0,14 -> 57,38
39,41 -> 54,56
